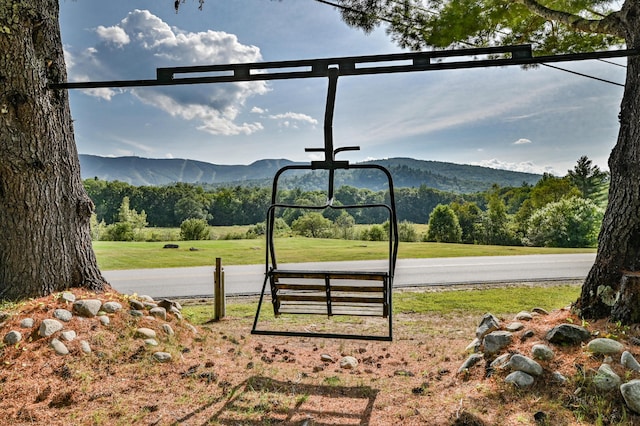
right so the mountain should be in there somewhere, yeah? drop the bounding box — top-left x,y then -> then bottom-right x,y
79,154 -> 542,193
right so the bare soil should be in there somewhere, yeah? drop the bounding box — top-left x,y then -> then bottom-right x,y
1,288 -> 639,425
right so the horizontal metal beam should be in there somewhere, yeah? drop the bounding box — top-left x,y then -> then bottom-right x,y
48,45 -> 637,90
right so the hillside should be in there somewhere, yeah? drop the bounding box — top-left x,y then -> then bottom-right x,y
79,154 -> 541,192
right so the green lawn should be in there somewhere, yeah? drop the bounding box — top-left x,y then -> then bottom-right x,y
94,237 -> 595,270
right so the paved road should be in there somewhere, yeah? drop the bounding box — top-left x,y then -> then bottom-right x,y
104,253 -> 595,299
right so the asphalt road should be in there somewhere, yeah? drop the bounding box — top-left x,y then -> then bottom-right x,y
103,253 -> 596,299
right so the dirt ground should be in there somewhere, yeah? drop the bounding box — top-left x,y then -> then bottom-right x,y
0,287 -> 638,426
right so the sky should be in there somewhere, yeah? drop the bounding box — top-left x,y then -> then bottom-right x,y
59,0 -> 627,176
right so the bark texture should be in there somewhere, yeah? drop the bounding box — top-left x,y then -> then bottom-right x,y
0,0 -> 108,299
576,1 -> 640,323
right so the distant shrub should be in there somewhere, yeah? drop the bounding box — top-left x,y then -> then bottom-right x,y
180,218 -> 209,241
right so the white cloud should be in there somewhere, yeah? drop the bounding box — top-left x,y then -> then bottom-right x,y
67,9 -> 269,136
474,158 -> 558,175
513,138 -> 532,145
96,25 -> 130,46
269,112 -> 318,128
251,106 -> 266,114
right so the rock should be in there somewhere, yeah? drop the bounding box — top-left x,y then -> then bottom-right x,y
53,309 -> 73,322
532,307 -> 549,315
552,371 -> 568,384
80,340 -> 92,354
593,363 -> 621,391
476,313 -> 500,339
465,338 -> 480,353
129,310 -> 144,317
158,299 -> 182,311
149,307 -> 167,321
162,324 -> 175,336
138,295 -> 155,303
545,324 -> 590,345
339,356 -> 358,369
622,351 -> 640,372
506,322 -> 524,332
153,352 -> 172,362
39,319 -> 63,337
490,353 -> 510,369
163,244 -> 179,249
483,331 -> 513,355
144,338 -> 159,346
50,338 -> 69,355
143,302 -> 158,310
19,318 -> 34,328
458,353 -> 483,373
135,328 -> 157,339
73,299 -> 102,317
520,330 -> 535,342
505,354 -> 543,376
587,338 -> 625,354
320,354 -> 334,363
102,301 -> 123,313
531,344 -> 554,361
129,299 -> 145,310
98,315 -> 110,326
505,371 -> 534,387
60,292 -> 76,303
3,330 -> 22,345
515,311 -> 533,321
621,380 -> 640,414
169,307 -> 183,320
60,330 -> 77,342
186,324 -> 198,334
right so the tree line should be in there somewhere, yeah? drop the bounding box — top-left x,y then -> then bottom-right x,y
86,156 -> 608,248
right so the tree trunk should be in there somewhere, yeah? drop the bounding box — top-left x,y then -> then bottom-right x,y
576,1 -> 640,323
0,0 -> 109,299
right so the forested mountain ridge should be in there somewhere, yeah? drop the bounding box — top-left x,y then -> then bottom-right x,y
79,154 -> 542,192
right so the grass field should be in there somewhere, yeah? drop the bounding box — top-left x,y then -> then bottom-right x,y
93,236 -> 595,270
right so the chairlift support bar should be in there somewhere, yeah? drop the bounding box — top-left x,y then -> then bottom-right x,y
48,45 -> 637,90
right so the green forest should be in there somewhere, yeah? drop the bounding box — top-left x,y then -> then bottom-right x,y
85,156 -> 608,248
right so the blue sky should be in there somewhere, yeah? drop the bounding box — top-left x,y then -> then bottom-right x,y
59,0 -> 626,175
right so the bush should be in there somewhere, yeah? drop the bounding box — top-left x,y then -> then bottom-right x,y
104,222 -> 135,241
425,204 -> 462,243
180,218 -> 209,241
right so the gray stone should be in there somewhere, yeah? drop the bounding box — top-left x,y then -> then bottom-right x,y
102,301 -> 123,313
621,380 -> 640,414
622,351 -> 640,372
458,353 -> 483,373
80,340 -> 92,354
136,328 -> 157,339
158,299 -> 182,311
520,330 -> 535,342
138,295 -> 155,303
60,330 -> 77,342
490,353 -> 511,369
505,354 -> 543,376
532,344 -> 554,361
39,319 -> 63,337
149,307 -> 167,321
340,356 -> 358,369
162,323 -> 175,336
98,315 -> 110,326
53,308 -> 73,322
483,331 -> 513,355
465,338 -> 480,353
505,371 -> 534,387
19,318 -> 34,328
3,330 -> 22,345
320,354 -> 334,363
593,363 -> 621,391
73,299 -> 102,317
144,338 -> 159,346
532,307 -> 549,315
129,299 -> 145,310
153,352 -> 172,363
143,302 -> 158,310
545,324 -> 591,345
552,371 -> 568,384
170,307 -> 183,320
587,338 -> 625,354
506,322 -> 524,332
60,292 -> 76,303
476,313 -> 500,339
515,311 -> 533,321
50,338 -> 69,355
129,310 -> 144,317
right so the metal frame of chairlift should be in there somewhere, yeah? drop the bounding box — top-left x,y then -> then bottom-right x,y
50,44 -> 638,341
